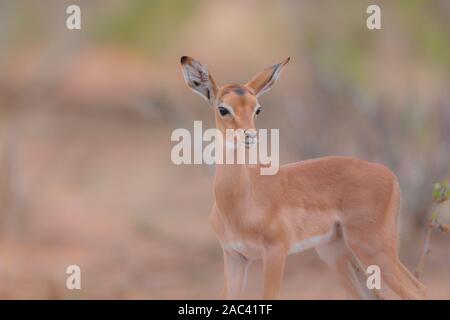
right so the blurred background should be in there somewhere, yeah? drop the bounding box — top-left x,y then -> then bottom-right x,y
0,0 -> 449,299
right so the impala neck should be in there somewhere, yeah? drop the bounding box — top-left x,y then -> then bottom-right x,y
212,126 -> 266,207
215,162 -> 261,179
214,139 -> 262,181
214,163 -> 261,201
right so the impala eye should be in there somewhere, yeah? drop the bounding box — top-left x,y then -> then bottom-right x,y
218,106 -> 230,117
255,108 -> 262,116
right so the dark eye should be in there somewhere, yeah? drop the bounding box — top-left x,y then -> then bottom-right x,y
255,108 -> 262,116
218,106 -> 230,116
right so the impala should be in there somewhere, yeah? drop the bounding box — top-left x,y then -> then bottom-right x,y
180,56 -> 426,300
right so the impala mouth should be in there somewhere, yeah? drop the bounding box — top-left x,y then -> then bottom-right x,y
244,137 -> 257,148
225,137 -> 257,149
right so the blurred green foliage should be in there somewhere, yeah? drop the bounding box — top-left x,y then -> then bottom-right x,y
91,0 -> 199,55
433,181 -> 450,203
3,2 -> 44,49
396,0 -> 450,69
302,0 -> 450,92
303,3 -> 375,89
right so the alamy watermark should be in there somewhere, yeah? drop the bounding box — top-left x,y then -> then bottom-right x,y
367,4 -> 381,30
66,265 -> 81,290
171,121 -> 280,175
66,5 -> 81,30
366,265 -> 381,290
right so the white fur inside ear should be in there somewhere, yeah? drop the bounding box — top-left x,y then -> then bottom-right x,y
256,64 -> 284,97
182,61 -> 215,104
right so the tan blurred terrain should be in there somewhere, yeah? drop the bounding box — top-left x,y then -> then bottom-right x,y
0,0 -> 449,299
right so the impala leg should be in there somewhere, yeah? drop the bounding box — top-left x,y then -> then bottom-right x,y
369,252 -> 426,300
222,250 -> 250,299
337,252 -> 385,300
346,236 -> 426,299
317,238 -> 384,300
262,246 -> 287,300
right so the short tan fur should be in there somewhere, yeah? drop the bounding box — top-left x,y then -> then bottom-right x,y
180,56 -> 426,300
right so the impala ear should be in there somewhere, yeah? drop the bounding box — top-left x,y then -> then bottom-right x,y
180,56 -> 218,105
246,57 -> 290,97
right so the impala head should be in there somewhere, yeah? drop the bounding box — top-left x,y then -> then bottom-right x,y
180,56 -> 289,147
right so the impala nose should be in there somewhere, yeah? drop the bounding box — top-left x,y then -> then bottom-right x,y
244,129 -> 257,139
244,129 -> 257,148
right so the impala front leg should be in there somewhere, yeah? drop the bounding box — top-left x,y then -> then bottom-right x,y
262,245 -> 287,300
222,250 -> 251,299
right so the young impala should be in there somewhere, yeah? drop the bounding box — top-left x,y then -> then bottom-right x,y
180,56 -> 426,300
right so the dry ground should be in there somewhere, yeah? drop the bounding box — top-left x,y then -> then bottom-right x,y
0,108 -> 448,299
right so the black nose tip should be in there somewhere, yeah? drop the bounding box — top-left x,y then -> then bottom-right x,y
180,56 -> 188,64
244,129 -> 257,138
